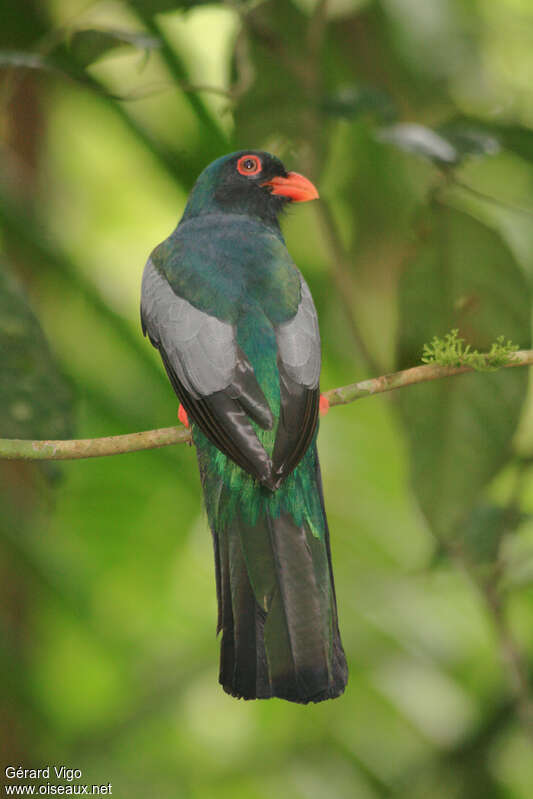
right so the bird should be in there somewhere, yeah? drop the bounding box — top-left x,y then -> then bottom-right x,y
140,150 -> 348,703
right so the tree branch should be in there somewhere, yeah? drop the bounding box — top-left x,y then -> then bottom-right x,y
0,426 -> 191,461
482,577 -> 533,740
2,350 -> 533,461
324,348 -> 533,405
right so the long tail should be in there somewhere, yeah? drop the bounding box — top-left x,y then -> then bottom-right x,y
203,446 -> 348,704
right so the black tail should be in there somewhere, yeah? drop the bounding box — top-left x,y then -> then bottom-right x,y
210,457 -> 348,704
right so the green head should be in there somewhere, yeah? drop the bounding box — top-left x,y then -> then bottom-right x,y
181,151 -> 319,227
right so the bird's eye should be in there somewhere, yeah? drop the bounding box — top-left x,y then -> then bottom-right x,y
237,155 -> 261,176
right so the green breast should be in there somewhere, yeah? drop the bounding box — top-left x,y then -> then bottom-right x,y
151,213 -> 301,326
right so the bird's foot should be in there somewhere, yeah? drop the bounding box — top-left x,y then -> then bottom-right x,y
178,404 -> 190,428
319,394 -> 330,416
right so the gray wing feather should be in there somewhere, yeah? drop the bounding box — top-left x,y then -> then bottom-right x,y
276,278 -> 321,388
141,258 -> 236,397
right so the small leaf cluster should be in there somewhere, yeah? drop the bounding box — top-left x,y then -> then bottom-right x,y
422,329 -> 519,372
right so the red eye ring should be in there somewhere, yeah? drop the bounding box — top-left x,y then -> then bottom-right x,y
237,155 -> 262,176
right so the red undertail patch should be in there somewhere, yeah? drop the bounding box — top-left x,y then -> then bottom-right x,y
178,404 -> 190,428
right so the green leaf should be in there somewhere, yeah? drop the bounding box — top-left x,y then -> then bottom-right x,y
128,0 -> 210,14
0,48 -> 111,98
378,123 -> 459,165
232,0 -> 313,147
498,125 -> 533,163
321,85 -> 396,122
397,205 -> 531,539
1,30 -> 160,76
437,122 -> 501,160
68,28 -> 160,69
378,120 -> 503,167
462,504 -> 522,565
0,50 -> 52,71
0,266 -> 74,441
442,117 -> 533,164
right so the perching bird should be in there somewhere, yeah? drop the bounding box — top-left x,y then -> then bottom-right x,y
141,151 -> 348,703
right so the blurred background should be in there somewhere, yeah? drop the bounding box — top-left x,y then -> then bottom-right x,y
2,0 -> 533,796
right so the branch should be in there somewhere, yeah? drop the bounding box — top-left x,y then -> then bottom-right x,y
452,177 -> 533,219
0,426 -> 191,461
2,350 -> 533,462
483,578 -> 533,740
324,348 -> 533,405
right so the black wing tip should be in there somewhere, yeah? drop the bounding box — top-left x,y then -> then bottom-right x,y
271,380 -> 320,482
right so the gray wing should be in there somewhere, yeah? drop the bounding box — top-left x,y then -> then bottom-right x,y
141,260 -> 235,397
276,277 -> 321,388
272,276 -> 321,483
141,258 -> 275,487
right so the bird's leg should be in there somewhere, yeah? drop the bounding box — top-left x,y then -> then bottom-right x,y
178,404 -> 190,428
319,395 -> 330,416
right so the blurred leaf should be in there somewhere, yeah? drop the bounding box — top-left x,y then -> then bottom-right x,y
321,84 -> 396,122
397,205 -> 531,539
0,265 -> 73,440
0,184 -> 169,389
443,117 -> 533,165
329,3 -> 448,110
437,122 -> 501,160
128,0 -> 210,13
498,125 -> 533,163
503,551 -> 533,589
131,9 -> 230,159
232,0 -> 314,146
0,50 -> 53,71
0,0 -> 47,50
0,47 -> 119,98
68,29 -> 161,69
378,123 -> 458,165
1,43 -> 200,185
462,505 -> 522,564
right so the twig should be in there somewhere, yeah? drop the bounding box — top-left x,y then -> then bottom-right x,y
483,580 -> 533,739
239,11 -> 312,89
442,460 -> 533,745
134,11 -> 229,150
228,29 -> 255,101
452,178 -> 533,219
0,426 -> 191,461
307,0 -> 329,57
483,460 -> 533,740
110,81 -> 236,102
2,350 -> 533,462
324,348 -> 533,406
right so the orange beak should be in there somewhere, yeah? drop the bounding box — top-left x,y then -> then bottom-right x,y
262,171 -> 319,202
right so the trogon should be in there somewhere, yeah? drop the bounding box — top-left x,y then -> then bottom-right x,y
141,151 -> 348,703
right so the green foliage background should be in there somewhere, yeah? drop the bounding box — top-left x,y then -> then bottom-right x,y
3,0 -> 533,796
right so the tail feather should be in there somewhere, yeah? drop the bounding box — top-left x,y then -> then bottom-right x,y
262,512 -> 331,701
227,525 -> 260,698
207,451 -> 347,704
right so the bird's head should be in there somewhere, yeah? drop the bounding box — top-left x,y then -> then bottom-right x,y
181,151 -> 319,227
